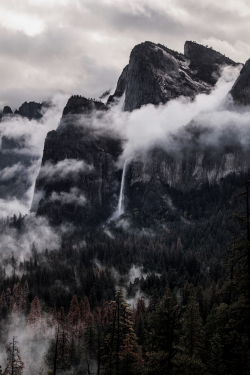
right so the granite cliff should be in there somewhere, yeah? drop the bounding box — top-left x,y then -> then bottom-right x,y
0,101 -> 49,202
34,96 -> 122,225
32,41 -> 250,226
108,41 -> 238,112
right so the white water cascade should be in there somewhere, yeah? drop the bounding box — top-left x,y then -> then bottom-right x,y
118,158 -> 131,215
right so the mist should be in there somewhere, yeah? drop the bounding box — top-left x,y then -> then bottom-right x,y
0,93 -> 69,218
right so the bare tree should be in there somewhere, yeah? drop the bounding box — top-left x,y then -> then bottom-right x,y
4,336 -> 25,375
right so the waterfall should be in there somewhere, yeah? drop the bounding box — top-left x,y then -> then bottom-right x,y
118,158 -> 130,215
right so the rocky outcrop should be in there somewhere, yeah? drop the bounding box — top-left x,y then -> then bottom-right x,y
124,140 -> 249,218
32,41 -> 247,226
62,95 -> 108,117
107,65 -> 128,106
108,41 -> 237,112
16,101 -> 48,120
0,130 -> 38,201
34,96 -> 122,226
184,41 -> 238,85
1,101 -> 49,122
0,106 -> 13,121
0,101 -> 50,202
230,59 -> 250,105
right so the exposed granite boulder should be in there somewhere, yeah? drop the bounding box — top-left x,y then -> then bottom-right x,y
184,41 -> 238,85
230,59 -> 250,105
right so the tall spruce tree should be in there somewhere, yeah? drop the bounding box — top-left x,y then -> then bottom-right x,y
144,286 -> 180,375
103,289 -> 142,375
173,296 -> 206,375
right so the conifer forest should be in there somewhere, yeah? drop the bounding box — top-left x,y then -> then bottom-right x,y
0,170 -> 250,374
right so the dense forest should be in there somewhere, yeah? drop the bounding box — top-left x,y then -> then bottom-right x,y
0,170 -> 249,374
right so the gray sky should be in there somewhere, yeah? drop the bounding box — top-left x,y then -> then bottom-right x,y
0,0 -> 250,109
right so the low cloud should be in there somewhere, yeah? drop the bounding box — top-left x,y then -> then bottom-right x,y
50,187 -> 86,206
0,213 -> 61,262
0,93 -> 69,218
39,159 -> 93,181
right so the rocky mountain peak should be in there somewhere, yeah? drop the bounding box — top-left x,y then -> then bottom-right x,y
1,101 -> 50,121
1,106 -> 13,120
63,95 -> 109,117
108,40 -> 237,112
17,101 -> 45,120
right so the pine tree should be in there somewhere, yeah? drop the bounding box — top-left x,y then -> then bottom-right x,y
207,333 -> 225,375
103,289 -> 142,375
67,295 -> 81,339
12,282 -> 24,316
80,296 -> 90,326
57,307 -> 70,369
144,286 -> 180,374
4,337 -> 25,375
133,297 -> 146,329
45,326 -> 61,375
93,300 -> 110,375
23,280 -> 29,313
119,334 -> 143,375
173,296 -> 206,375
27,296 -> 42,335
214,182 -> 250,374
82,313 -> 97,374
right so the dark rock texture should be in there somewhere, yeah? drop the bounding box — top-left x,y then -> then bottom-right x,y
125,145 -> 247,218
0,131 -> 38,201
108,41 -> 237,112
230,59 -> 250,105
0,106 -> 13,121
184,41 -> 238,85
32,41 -> 248,227
0,101 -> 48,202
34,96 -> 122,226
62,95 -> 108,117
99,90 -> 111,99
1,101 -> 50,122
2,106 -> 13,116
17,101 -> 45,120
107,65 -> 128,106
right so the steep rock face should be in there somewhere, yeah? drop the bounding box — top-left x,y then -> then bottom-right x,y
34,96 -> 123,226
33,42 -> 247,226
107,65 -> 128,106
0,132 -> 38,200
0,101 -> 49,201
184,41 -> 238,85
108,41 -> 237,112
124,145 -> 249,218
230,59 -> 250,105
62,95 -> 108,116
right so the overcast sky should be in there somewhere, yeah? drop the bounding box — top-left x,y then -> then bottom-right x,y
0,0 -> 250,109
